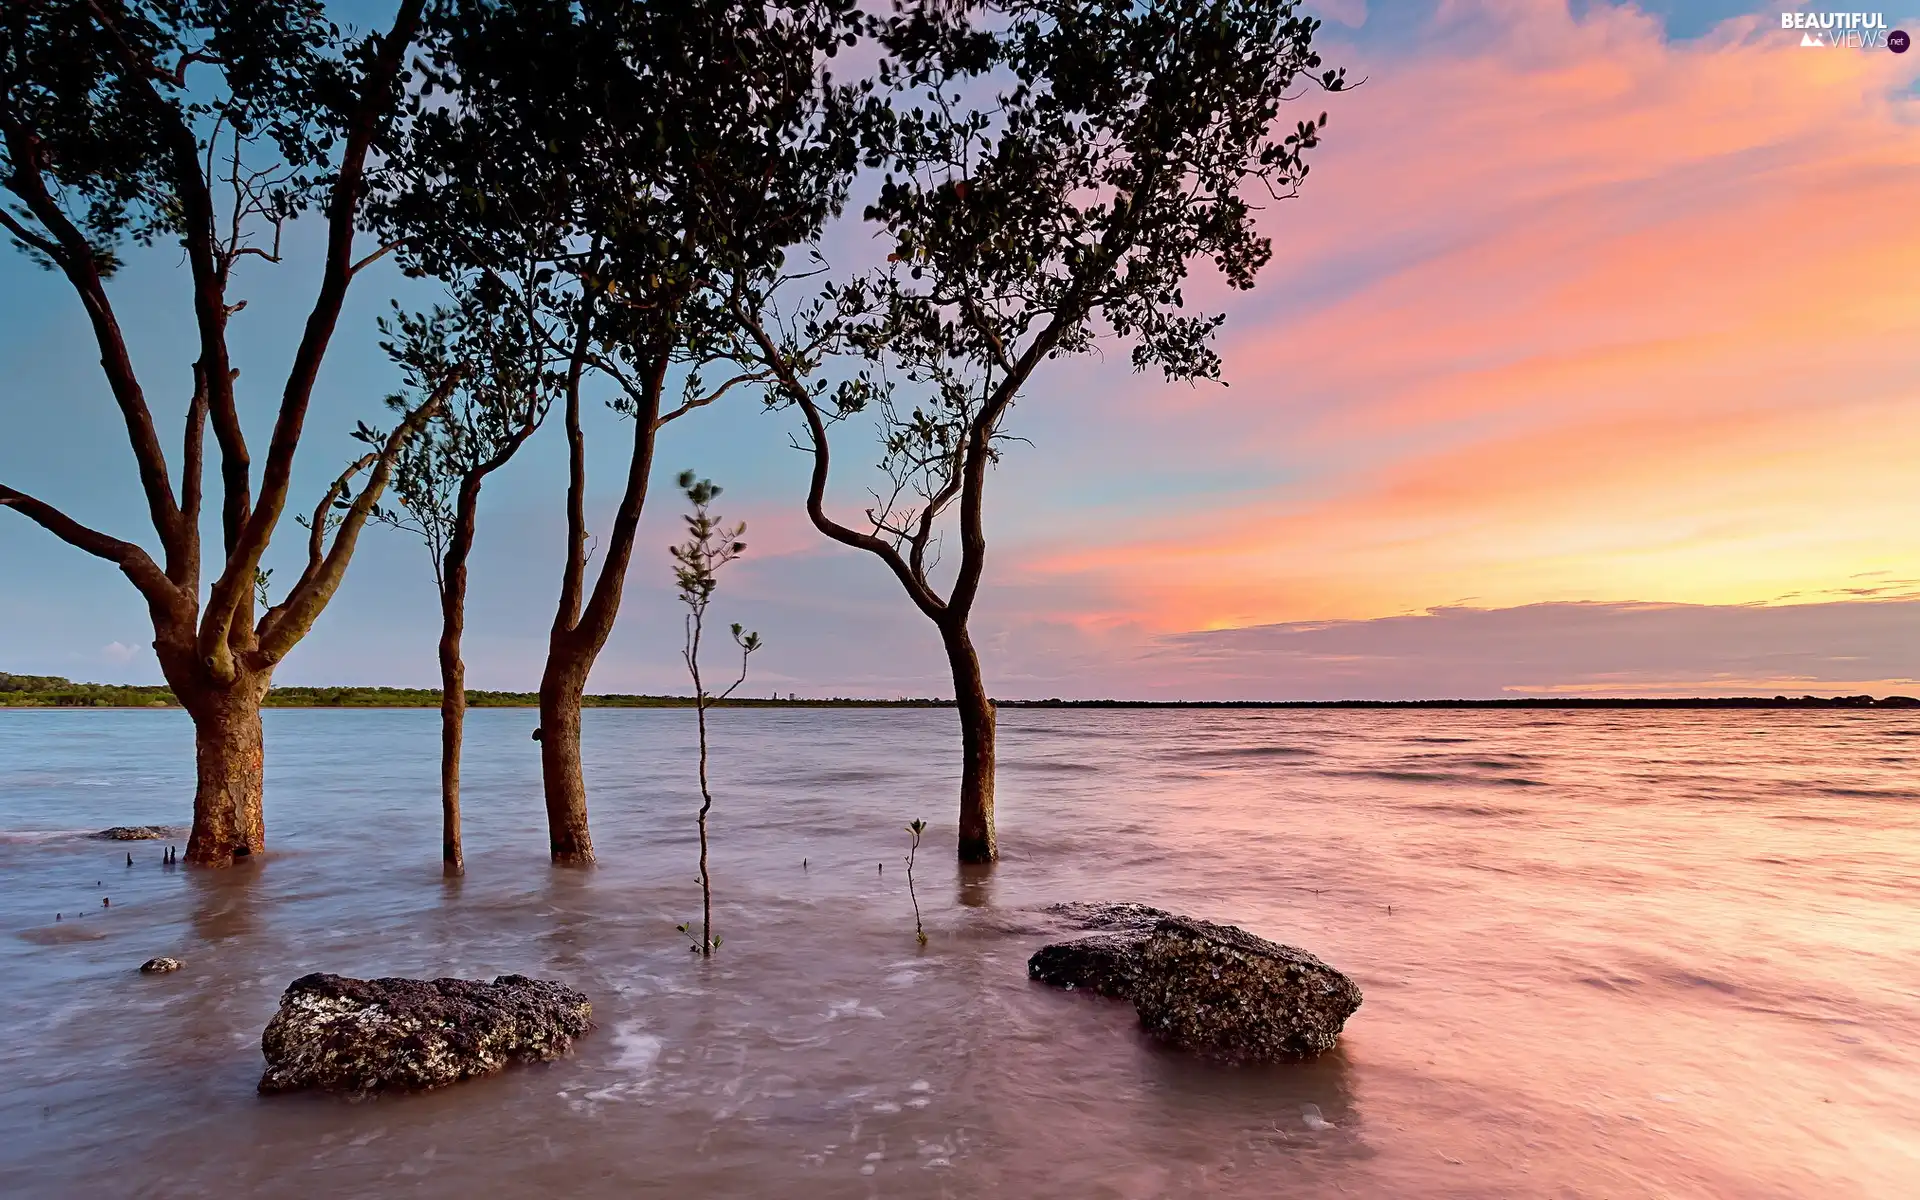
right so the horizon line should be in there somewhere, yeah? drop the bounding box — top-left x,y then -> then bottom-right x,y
3,676 -> 1917,711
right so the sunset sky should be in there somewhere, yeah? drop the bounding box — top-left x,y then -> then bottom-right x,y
3,0 -> 1917,699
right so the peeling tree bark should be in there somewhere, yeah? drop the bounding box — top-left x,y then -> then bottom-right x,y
175,666 -> 271,866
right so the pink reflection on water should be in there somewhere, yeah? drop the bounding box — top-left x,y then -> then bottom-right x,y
0,707 -> 1915,1196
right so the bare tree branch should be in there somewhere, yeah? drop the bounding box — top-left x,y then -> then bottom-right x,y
197,0 -> 429,682
304,452 -> 377,583
256,374 -> 450,664
0,103 -> 186,569
82,0 -> 238,566
349,238 -> 404,278
555,297 -> 596,632
654,367 -> 774,429
174,367 -> 208,588
731,301 -> 946,622
0,482 -> 181,618
0,206 -> 62,262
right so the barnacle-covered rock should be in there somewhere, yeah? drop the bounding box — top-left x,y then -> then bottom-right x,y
1131,917 -> 1360,1061
258,973 -> 591,1097
1028,932 -> 1149,999
1044,901 -> 1176,933
93,826 -> 174,841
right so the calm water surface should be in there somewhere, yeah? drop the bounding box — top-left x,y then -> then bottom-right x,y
1,707 -> 1917,1197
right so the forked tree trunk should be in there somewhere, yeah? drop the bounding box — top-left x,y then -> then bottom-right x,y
176,670 -> 272,867
0,0 -> 429,871
538,654 -> 595,864
535,339 -> 668,867
942,622 -> 998,863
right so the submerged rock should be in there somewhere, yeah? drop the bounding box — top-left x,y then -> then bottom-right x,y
1045,901 -> 1175,933
1031,905 -> 1363,1061
1028,903 -> 1180,997
1132,917 -> 1361,1062
258,973 -> 592,1097
139,957 -> 183,974
93,826 -> 173,841
1027,932 -> 1147,999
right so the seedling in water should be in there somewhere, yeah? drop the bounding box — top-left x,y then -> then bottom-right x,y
671,471 -> 759,957
906,818 -> 928,946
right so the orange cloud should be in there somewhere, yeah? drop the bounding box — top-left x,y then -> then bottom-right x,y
978,0 -> 1920,639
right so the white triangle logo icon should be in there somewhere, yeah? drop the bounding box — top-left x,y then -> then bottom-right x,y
1801,31 -> 1824,46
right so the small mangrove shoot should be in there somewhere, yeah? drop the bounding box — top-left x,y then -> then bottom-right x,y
907,818 -> 928,945
672,472 -> 761,956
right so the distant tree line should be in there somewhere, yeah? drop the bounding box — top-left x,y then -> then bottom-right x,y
0,674 -> 955,708
6,674 -> 1912,710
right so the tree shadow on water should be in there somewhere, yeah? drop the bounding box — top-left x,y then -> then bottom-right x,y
186,860 -> 262,945
536,868 -> 597,976
956,860 -> 995,908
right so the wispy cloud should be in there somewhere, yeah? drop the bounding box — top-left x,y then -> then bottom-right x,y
1134,597 -> 1920,700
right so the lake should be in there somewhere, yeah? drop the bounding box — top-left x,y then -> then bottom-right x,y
2,706 -> 1916,1197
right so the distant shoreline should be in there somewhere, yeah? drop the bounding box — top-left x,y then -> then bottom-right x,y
3,675 -> 1915,711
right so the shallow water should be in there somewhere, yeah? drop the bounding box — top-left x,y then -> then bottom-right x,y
2,706 -> 1917,1197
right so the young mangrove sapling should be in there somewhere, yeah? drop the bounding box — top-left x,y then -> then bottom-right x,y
906,818 -> 929,945
373,282 -> 556,875
672,472 -> 761,956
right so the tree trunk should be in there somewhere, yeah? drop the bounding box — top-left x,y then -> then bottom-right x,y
942,622 -> 998,863
178,673 -> 270,867
438,616 -> 466,877
696,695 -> 713,954
538,650 -> 595,865
438,486 -> 480,878
535,335 -> 668,867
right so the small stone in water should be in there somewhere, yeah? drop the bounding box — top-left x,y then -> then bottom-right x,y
140,957 -> 183,974
93,826 -> 172,841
